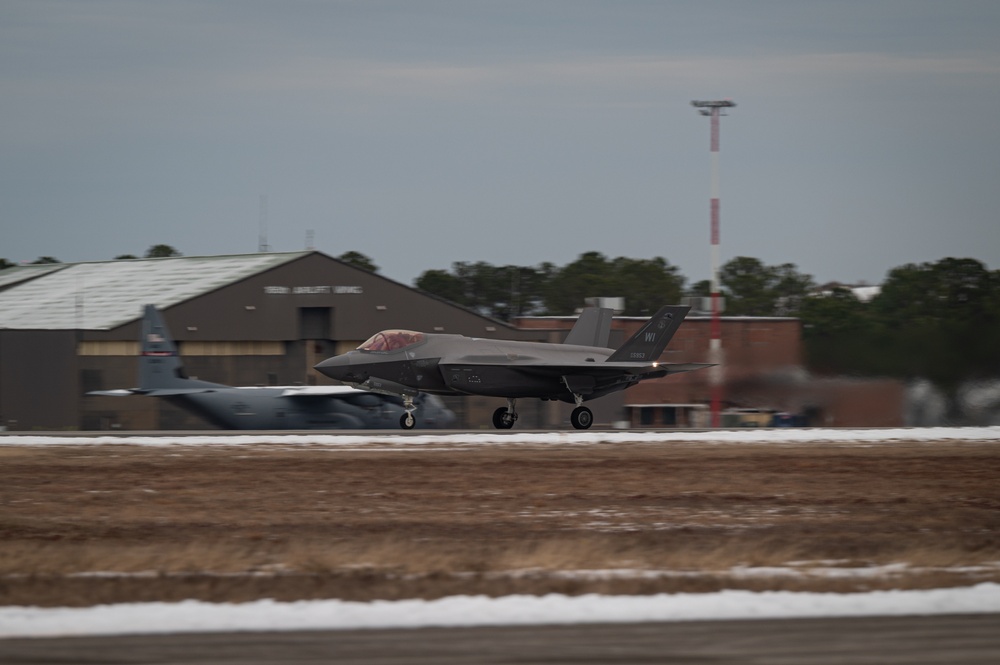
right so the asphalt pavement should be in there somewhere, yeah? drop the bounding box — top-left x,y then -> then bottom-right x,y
2,614 -> 999,665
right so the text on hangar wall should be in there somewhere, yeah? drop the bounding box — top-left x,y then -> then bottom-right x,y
263,286 -> 364,295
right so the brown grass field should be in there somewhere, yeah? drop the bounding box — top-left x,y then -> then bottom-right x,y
2,437 -> 999,607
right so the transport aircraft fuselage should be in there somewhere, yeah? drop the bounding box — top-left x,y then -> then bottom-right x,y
89,305 -> 456,430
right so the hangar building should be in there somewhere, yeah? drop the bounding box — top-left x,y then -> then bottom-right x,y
0,252 -> 549,431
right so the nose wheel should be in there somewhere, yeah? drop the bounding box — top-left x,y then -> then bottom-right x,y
399,395 -> 417,430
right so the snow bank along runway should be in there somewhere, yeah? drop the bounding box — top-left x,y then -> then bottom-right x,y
1,427 -> 999,638
3,585 -> 1000,638
7,425 -> 1000,448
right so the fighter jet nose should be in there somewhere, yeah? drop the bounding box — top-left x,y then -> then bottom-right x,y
316,353 -> 372,384
314,354 -> 352,381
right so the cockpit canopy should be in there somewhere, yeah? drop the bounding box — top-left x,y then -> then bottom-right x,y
358,330 -> 426,352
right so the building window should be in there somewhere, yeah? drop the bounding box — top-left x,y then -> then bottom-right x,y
660,407 -> 677,426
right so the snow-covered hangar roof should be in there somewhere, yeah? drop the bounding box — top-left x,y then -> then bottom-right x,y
0,252 -> 309,330
0,262 -> 66,290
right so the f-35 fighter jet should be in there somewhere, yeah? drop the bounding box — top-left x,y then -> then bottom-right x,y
314,305 -> 710,430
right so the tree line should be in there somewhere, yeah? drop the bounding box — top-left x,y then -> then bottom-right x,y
1,246 -> 378,269
1,244 -> 185,268
800,258 -> 1000,406
415,252 -> 690,320
412,254 -> 1000,402
412,253 -> 825,319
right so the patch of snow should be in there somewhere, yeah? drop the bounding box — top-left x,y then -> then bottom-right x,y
2,427 -> 1000,448
2,585 -> 999,638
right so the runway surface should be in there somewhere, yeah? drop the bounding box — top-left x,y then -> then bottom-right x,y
2,614 -> 1000,665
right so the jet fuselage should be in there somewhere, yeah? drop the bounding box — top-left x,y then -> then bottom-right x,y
315,305 -> 707,430
317,335 -> 661,403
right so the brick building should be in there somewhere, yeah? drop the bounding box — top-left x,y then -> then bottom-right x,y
516,313 -> 905,428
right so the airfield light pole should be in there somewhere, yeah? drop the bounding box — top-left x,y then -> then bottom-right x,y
692,99 -> 735,428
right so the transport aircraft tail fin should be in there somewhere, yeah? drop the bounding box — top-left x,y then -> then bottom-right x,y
606,305 -> 690,363
134,305 -> 225,394
563,307 -> 613,348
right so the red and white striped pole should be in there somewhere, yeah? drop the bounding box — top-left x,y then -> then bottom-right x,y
692,99 -> 735,427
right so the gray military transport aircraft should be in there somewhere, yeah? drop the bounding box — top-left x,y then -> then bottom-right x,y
315,305 -> 711,430
89,305 -> 456,429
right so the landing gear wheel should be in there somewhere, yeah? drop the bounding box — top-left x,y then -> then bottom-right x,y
399,394 -> 417,430
492,407 -> 515,430
571,406 -> 593,430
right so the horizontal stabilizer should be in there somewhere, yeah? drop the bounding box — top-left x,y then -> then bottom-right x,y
88,388 -> 219,397
140,388 -> 220,396
87,389 -> 138,397
659,363 -> 715,374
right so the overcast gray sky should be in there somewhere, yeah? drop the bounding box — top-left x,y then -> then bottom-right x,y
3,1 -> 998,288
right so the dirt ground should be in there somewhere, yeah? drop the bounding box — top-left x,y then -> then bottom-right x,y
2,437 -> 999,607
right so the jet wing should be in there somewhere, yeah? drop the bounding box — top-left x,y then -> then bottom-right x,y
442,357 -> 712,373
502,361 -> 714,377
439,359 -> 713,398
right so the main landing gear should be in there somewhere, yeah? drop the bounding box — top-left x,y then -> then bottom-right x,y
492,398 -> 518,430
570,406 -> 593,430
569,391 -> 593,430
490,397 -> 594,430
399,394 -> 417,430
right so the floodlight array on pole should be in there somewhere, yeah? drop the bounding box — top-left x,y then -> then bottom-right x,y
691,99 -> 736,428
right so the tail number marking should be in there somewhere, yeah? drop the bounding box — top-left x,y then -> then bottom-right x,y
644,332 -> 656,342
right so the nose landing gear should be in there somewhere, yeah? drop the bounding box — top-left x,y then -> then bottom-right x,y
400,395 -> 417,430
492,398 -> 518,429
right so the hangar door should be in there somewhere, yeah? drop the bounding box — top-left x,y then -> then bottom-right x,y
299,307 -> 334,385
299,307 -> 331,340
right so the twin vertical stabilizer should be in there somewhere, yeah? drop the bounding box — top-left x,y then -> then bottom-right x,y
563,307 -> 614,348
606,306 -> 689,363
